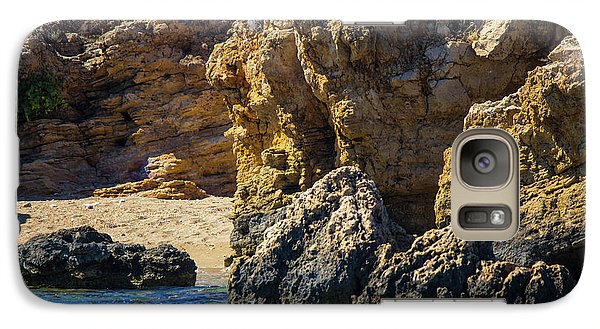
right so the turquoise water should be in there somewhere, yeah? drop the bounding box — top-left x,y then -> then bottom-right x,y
31,286 -> 228,304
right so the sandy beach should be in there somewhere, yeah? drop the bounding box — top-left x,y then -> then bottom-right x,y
17,196 -> 234,286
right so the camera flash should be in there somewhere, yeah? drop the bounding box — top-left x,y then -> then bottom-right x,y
490,210 -> 505,225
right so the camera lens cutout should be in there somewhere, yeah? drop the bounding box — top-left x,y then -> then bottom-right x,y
473,152 -> 495,174
451,128 -> 520,241
459,139 -> 510,187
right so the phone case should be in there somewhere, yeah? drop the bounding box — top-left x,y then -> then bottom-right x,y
17,20 -> 585,304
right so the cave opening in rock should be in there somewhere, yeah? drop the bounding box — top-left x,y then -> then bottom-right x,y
120,111 -> 133,122
115,137 -> 128,147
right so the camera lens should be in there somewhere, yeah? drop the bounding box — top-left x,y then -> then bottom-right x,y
473,152 -> 495,174
478,156 -> 490,169
459,138 -> 510,187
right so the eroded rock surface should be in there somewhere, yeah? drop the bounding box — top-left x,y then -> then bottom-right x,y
206,20 -> 567,253
229,167 -> 574,303
19,226 -> 197,288
358,227 -> 494,302
228,166 -> 412,303
434,36 -> 585,279
467,260 -> 574,304
92,178 -> 208,199
359,227 -> 573,303
19,20 -> 237,198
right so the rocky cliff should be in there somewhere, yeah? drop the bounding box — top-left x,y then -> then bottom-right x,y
19,20 -> 237,198
216,21 -> 583,303
18,20 -> 584,303
434,35 -> 585,279
206,20 -> 568,252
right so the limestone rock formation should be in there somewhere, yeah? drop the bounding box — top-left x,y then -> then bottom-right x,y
228,166 -> 574,304
92,179 -> 208,199
467,260 -> 574,304
17,20 -> 583,303
358,227 -> 494,302
359,227 -> 573,303
18,20 -> 237,198
228,166 -> 412,303
473,20 -> 566,60
206,20 -> 568,255
19,226 -> 197,288
207,21 -> 337,222
434,36 -> 585,278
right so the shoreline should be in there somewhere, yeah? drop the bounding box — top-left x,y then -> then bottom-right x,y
18,196 -> 234,286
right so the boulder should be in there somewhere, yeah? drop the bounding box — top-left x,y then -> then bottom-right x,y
19,226 -> 197,289
228,166 -> 412,303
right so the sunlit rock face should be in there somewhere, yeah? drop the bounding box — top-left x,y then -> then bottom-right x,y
19,20 -> 237,199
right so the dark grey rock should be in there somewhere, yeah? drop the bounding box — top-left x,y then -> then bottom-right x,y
358,227 -> 494,302
467,260 -> 575,303
228,166 -> 412,303
230,209 -> 284,256
359,227 -> 575,304
19,226 -> 196,289
229,166 -> 576,304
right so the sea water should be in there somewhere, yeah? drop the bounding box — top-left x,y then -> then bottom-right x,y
29,268 -> 229,304
30,285 -> 228,304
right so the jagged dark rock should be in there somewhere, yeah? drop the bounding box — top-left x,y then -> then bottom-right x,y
467,261 -> 575,304
19,226 -> 197,289
358,227 -> 494,302
228,166 -> 412,303
358,227 -> 574,304
228,167 -> 576,304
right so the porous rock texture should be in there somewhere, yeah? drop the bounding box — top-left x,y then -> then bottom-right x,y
18,20 -> 237,198
228,167 -> 413,303
206,20 -> 568,248
19,226 -> 197,288
467,260 -> 574,304
229,167 -> 574,304
358,227 -> 495,302
434,36 -> 585,279
359,228 -> 573,303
